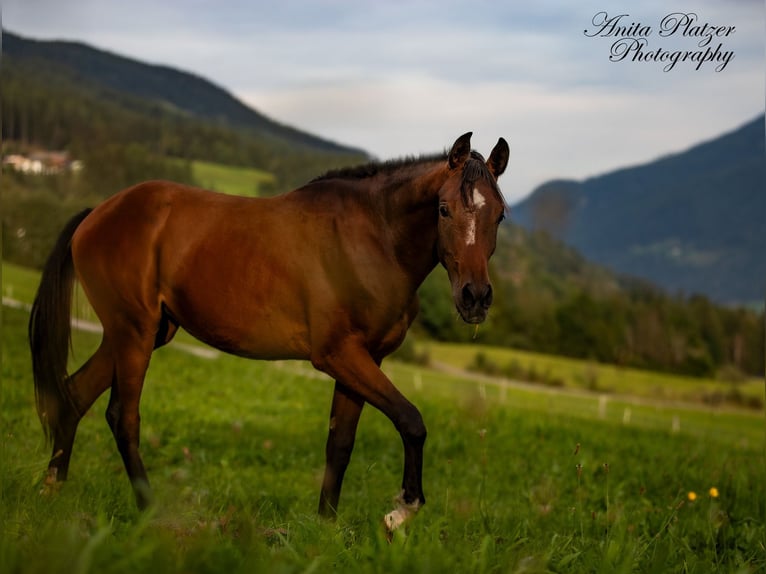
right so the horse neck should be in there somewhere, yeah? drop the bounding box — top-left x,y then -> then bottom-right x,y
376,162 -> 449,288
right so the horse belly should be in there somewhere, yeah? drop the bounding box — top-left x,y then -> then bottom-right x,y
165,271 -> 312,361
186,315 -> 310,360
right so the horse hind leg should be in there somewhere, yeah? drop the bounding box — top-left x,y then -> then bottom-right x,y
46,340 -> 115,486
104,326 -> 156,510
45,309 -> 172,490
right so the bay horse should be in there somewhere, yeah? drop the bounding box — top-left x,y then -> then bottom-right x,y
29,132 -> 509,530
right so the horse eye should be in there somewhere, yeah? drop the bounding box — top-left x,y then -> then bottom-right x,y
439,205 -> 450,218
497,213 -> 506,224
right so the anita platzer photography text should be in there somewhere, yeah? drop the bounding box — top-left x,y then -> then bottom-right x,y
585,11 -> 736,71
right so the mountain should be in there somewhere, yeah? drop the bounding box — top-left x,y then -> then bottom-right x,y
511,116 -> 766,304
1,30 -> 364,156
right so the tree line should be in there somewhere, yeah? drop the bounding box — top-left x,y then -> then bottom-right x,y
1,57 -> 365,196
416,226 -> 763,379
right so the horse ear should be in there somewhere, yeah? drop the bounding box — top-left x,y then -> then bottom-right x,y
448,132 -> 472,169
487,137 -> 509,178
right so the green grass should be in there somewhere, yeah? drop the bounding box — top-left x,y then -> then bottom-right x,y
4,260 -> 94,316
3,290 -> 766,572
424,341 -> 765,408
2,261 -> 42,305
190,159 -> 275,197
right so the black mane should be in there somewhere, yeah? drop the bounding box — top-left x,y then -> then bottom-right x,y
310,152 -> 447,183
309,150 -> 507,210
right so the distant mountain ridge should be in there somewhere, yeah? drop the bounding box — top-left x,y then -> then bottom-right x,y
2,30 -> 364,156
512,116 -> 766,304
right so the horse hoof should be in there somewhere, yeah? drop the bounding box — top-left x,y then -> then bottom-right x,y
132,479 -> 154,510
39,468 -> 63,496
383,491 -> 421,533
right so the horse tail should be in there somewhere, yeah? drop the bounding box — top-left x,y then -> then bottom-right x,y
29,208 -> 92,443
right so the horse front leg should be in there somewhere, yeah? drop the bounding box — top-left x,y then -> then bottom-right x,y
312,337 -> 426,532
318,381 -> 364,518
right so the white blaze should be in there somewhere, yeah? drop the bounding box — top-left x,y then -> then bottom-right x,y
472,187 -> 487,209
466,216 -> 476,245
466,187 -> 487,245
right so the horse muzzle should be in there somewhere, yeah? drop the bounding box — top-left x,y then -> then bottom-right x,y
455,281 -> 493,324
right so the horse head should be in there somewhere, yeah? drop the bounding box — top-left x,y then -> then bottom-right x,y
436,132 -> 509,324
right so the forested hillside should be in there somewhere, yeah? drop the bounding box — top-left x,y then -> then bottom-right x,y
417,224 -> 763,379
1,30 -> 367,195
3,31 -> 361,155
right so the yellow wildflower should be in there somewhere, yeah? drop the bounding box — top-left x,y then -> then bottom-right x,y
709,487 -> 719,498
687,491 -> 697,501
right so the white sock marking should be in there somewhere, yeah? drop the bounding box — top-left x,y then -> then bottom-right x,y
384,491 -> 421,532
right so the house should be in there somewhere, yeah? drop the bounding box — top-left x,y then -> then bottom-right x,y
2,151 -> 81,174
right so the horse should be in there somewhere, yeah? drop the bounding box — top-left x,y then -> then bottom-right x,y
28,132 -> 509,531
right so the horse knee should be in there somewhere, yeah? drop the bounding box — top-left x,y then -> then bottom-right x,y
398,407 -> 427,446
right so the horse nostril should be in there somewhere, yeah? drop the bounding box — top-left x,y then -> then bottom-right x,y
461,283 -> 476,307
461,283 -> 493,309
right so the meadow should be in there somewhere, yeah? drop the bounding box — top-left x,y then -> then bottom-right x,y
189,160 -> 275,197
2,264 -> 765,573
423,342 -> 765,409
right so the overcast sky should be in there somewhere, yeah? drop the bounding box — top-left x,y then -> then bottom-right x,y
4,0 -> 764,203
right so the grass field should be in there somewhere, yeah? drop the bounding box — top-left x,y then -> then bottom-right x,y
2,262 -> 766,572
423,342 -> 765,408
190,159 -> 275,197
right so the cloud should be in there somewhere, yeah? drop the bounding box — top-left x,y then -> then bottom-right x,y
243,65 -> 762,204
